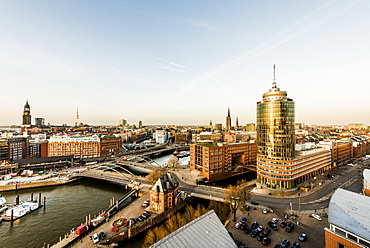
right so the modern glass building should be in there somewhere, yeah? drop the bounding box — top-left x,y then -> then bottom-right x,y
256,69 -> 331,191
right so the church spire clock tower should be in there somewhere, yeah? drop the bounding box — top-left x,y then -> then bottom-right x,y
22,99 -> 32,125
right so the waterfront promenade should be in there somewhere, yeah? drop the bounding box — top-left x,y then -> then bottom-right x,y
51,191 -> 151,248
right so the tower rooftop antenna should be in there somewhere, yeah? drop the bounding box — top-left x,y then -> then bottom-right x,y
272,64 -> 277,88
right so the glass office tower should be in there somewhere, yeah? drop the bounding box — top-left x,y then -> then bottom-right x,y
256,77 -> 296,189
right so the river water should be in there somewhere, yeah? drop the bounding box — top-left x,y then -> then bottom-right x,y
0,154 -> 177,248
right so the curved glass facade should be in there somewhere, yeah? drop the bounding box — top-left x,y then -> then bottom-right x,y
256,85 -> 296,189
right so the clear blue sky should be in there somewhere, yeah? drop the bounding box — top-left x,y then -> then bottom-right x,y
1,0 -> 369,126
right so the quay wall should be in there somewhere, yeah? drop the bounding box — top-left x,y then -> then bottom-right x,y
0,179 -> 75,192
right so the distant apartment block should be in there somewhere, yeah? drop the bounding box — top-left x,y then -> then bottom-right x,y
245,123 -> 256,132
155,130 -> 168,144
48,135 -> 100,159
191,132 -> 222,143
35,118 -> 45,126
100,134 -> 122,157
119,119 -> 127,126
190,142 -> 257,182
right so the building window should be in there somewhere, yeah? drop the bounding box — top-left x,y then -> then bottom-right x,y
338,243 -> 344,248
347,233 -> 357,242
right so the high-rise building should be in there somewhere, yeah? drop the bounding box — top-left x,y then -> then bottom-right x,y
35,118 -> 45,126
256,66 -> 331,192
22,100 -> 32,125
226,108 -> 231,131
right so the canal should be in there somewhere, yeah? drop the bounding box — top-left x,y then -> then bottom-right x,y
0,155 -> 178,248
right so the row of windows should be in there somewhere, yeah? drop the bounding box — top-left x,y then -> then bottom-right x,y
334,226 -> 370,248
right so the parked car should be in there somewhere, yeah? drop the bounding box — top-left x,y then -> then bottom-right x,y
241,217 -> 247,223
245,227 -> 252,234
251,229 -> 259,237
251,201 -> 259,205
235,222 -> 242,229
286,223 -> 295,232
263,209 -> 268,214
99,232 -> 106,240
256,226 -> 264,233
280,239 -> 290,248
251,221 -> 259,229
136,216 -> 144,222
141,213 -> 148,219
290,242 -> 301,248
272,217 -> 279,223
280,221 -> 287,228
240,224 -> 247,231
262,237 -> 271,246
245,205 -> 250,211
240,245 -> 249,248
123,220 -> 130,227
311,213 -> 322,221
268,221 -> 278,230
257,233 -> 265,241
111,226 -> 119,232
263,227 -> 271,236
234,240 -> 242,247
92,233 -> 100,243
298,233 -> 307,242
142,200 -> 150,207
273,245 -> 282,248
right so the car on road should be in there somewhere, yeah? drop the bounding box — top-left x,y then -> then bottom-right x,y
92,233 -> 100,243
286,223 -> 295,232
290,242 -> 301,248
298,233 -> 307,242
311,213 -> 322,221
99,232 -> 106,240
251,221 -> 259,229
262,237 -> 271,246
280,239 -> 290,248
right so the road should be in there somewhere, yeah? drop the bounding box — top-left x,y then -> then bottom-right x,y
251,165 -> 363,210
173,162 -> 365,211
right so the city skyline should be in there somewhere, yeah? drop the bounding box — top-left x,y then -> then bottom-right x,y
1,1 -> 370,126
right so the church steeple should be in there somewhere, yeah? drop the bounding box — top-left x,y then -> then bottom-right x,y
22,99 -> 32,125
226,108 -> 231,131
